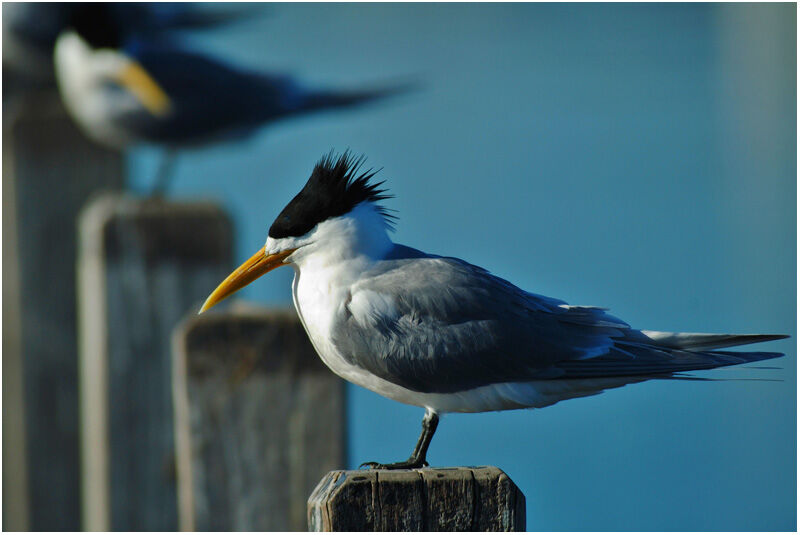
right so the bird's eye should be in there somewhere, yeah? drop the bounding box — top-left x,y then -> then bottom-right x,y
102,80 -> 126,94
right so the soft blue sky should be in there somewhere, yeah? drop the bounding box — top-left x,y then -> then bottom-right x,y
130,3 -> 796,530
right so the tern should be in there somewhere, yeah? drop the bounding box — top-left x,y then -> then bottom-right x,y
4,2 -> 257,88
200,151 -> 787,469
53,12 -> 410,193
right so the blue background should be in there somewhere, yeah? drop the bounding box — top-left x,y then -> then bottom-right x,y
130,4 -> 796,530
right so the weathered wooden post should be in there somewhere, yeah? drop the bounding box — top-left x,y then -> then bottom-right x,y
308,467 -> 526,531
172,306 -> 346,531
78,194 -> 233,530
2,92 -> 125,530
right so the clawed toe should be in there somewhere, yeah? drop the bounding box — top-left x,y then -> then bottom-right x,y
359,458 -> 426,470
359,410 -> 439,471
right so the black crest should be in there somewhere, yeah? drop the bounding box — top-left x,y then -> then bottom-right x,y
269,151 -> 395,239
69,4 -> 124,49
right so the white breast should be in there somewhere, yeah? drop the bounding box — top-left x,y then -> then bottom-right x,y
290,259 -> 377,384
53,31 -> 138,148
291,274 -> 624,414
289,259 -> 528,413
279,202 -> 627,413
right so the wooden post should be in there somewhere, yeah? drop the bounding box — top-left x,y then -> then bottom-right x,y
308,467 -> 526,531
172,307 -> 346,531
2,92 -> 125,530
78,194 -> 233,530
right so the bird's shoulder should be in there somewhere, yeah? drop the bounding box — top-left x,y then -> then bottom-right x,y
332,244 -> 635,393
351,244 -> 569,319
125,42 -> 243,84
126,40 -> 292,97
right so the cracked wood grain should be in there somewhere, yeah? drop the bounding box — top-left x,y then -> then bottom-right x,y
308,467 -> 525,531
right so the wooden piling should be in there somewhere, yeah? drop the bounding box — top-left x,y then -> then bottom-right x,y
308,467 -> 526,531
172,307 -> 346,531
2,93 -> 125,530
77,194 -> 233,530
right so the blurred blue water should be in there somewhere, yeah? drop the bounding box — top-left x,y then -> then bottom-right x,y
129,3 -> 796,530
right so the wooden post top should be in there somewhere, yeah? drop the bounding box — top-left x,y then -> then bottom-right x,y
308,466 -> 525,532
173,305 -> 331,376
172,304 -> 346,531
79,193 -> 232,263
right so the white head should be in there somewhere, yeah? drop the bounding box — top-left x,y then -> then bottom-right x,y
53,29 -> 172,147
201,151 -> 396,312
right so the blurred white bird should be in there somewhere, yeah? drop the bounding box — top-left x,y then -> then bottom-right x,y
53,9 -> 411,193
4,2 -> 256,87
200,151 -> 787,468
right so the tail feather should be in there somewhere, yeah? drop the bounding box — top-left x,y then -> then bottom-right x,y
144,4 -> 269,30
639,331 -> 789,351
299,78 -> 419,113
557,345 -> 786,379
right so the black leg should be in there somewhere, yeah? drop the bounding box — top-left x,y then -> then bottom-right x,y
361,409 -> 439,469
150,150 -> 177,197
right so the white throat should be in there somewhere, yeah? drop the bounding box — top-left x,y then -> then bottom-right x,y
265,203 -> 394,372
53,31 -> 138,147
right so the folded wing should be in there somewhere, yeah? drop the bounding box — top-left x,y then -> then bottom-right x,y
331,245 -> 786,394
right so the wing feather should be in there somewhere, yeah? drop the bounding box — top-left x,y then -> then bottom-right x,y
331,245 -> 786,394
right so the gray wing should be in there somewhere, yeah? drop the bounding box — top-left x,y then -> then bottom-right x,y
111,46 -> 409,145
332,245 -> 631,393
331,245 -> 785,394
109,47 -> 286,144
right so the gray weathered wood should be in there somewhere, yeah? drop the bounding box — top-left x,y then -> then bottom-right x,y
78,194 -> 233,530
172,307 -> 346,531
2,92 -> 124,530
308,467 -> 526,531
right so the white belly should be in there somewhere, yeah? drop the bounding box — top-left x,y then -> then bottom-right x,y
290,268 -> 637,413
292,260 -> 641,413
289,264 -> 436,406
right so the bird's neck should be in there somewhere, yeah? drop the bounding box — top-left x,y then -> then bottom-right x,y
54,30 -> 135,147
288,202 -> 394,274
288,204 -> 394,345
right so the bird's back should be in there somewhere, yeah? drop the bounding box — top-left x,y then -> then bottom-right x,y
328,244 -> 785,399
124,43 -> 411,145
114,44 -> 294,145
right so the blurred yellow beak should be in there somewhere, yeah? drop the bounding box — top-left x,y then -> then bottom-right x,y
115,61 -> 172,117
199,247 -> 295,313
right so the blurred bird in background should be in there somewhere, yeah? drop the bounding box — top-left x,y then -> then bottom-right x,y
4,2 -> 258,89
200,151 -> 788,469
50,4 -> 412,193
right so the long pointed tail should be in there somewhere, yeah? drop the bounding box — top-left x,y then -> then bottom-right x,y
640,331 -> 789,351
555,331 -> 788,379
144,4 -> 269,31
297,78 -> 419,114
559,346 -> 786,378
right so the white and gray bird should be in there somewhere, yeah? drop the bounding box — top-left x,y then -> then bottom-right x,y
4,2 -> 258,88
52,10 -> 410,193
200,151 -> 788,468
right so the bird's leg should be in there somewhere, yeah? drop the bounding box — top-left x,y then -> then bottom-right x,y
361,409 -> 439,469
150,150 -> 177,197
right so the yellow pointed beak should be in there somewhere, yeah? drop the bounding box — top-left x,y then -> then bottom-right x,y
199,247 -> 295,313
114,61 -> 172,117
